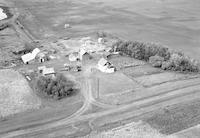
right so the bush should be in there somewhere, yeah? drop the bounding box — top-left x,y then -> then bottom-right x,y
36,74 -> 75,100
166,53 -> 199,72
112,39 -> 199,72
149,55 -> 164,68
161,61 -> 172,70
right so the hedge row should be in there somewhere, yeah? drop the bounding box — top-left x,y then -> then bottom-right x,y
112,40 -> 199,72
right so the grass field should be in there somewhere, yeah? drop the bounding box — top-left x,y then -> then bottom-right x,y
98,72 -> 141,97
0,69 -> 41,117
122,64 -> 163,78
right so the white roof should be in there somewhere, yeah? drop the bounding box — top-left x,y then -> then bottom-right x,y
69,52 -> 79,61
37,52 -> 46,58
80,37 -> 91,42
32,48 -> 40,58
98,58 -> 108,66
43,68 -> 55,75
21,53 -> 35,63
98,38 -> 104,43
0,8 -> 7,20
79,48 -> 87,56
38,66 -> 46,70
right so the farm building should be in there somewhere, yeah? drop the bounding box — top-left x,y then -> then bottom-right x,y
82,52 -> 91,61
42,67 -> 56,77
98,38 -> 104,43
21,48 -> 41,64
31,48 -> 40,57
79,48 -> 91,61
69,52 -> 80,61
36,52 -> 48,63
98,58 -> 115,73
21,53 -> 35,64
79,48 -> 87,60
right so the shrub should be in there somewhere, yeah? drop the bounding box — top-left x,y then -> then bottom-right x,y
161,61 -> 172,70
149,55 -> 164,68
36,74 -> 74,100
167,53 -> 199,72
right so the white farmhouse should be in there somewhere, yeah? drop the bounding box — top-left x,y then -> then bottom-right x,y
98,58 -> 115,73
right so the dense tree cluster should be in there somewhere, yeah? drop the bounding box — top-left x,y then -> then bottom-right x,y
112,40 -> 199,72
36,74 -> 74,100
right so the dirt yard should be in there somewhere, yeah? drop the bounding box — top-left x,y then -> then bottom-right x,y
0,69 -> 41,117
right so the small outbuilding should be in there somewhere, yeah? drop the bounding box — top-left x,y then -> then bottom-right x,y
64,24 -> 70,29
42,67 -> 56,77
36,52 -> 48,63
98,38 -> 104,43
69,52 -> 80,62
64,63 -> 71,71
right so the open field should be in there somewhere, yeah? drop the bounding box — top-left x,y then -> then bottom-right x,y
0,69 -> 41,117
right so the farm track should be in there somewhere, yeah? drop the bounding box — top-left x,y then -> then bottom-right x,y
1,74 -> 200,137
